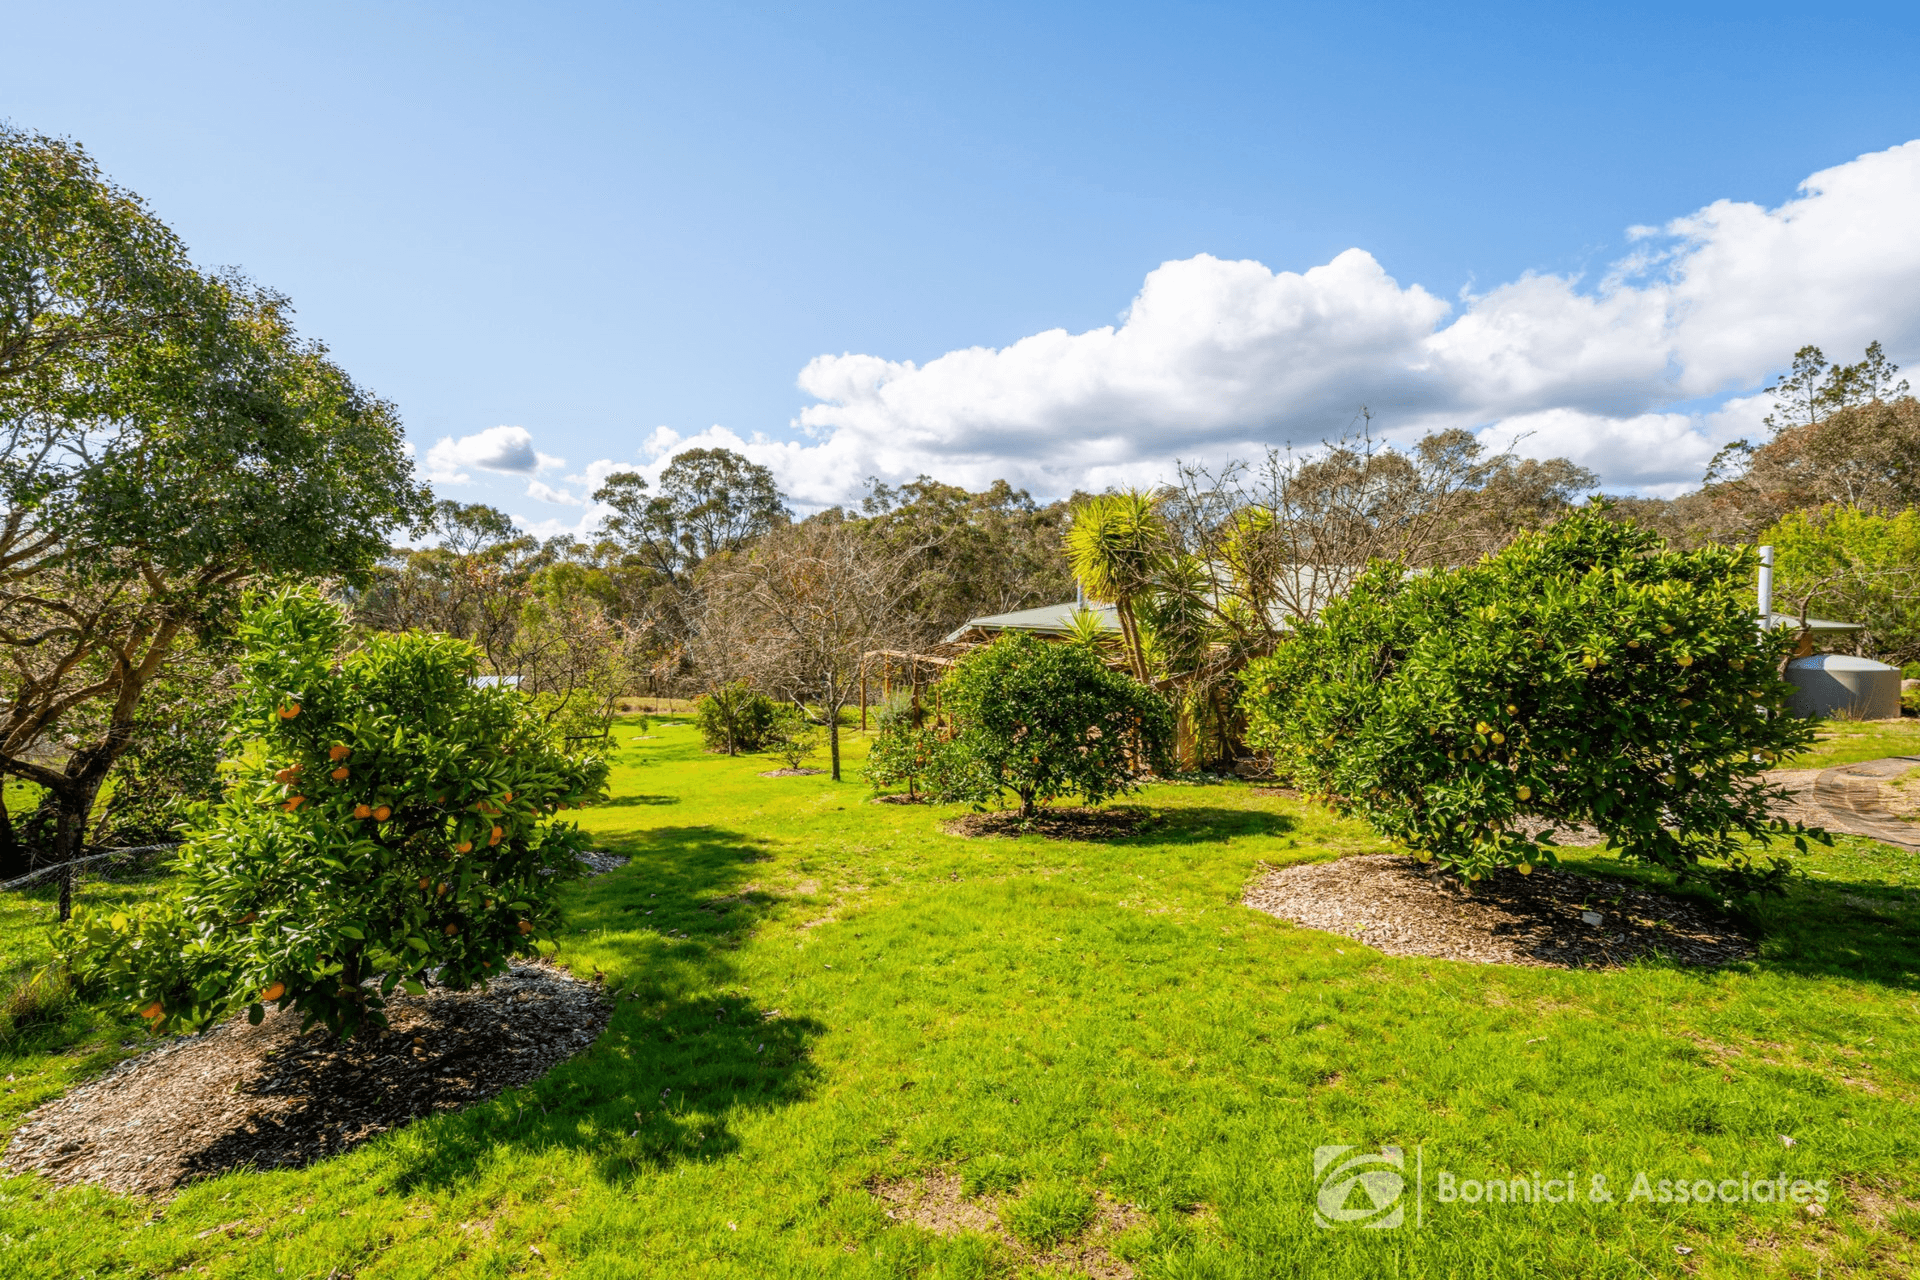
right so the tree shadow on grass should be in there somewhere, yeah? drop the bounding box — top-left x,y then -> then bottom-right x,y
942,805 -> 1294,847
1546,844 -> 1920,993
593,793 -> 682,807
1135,805 -> 1296,846
370,825 -> 827,1192
1743,875 -> 1920,992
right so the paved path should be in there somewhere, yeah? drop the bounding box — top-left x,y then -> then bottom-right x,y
1768,756 -> 1920,849
1807,755 -> 1920,848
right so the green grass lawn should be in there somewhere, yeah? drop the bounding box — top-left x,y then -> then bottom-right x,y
2,720 -> 1918,1278
1782,716 -> 1920,770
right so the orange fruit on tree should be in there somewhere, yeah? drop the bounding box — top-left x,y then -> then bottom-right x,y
139,1001 -> 164,1020
517,920 -> 533,934
328,744 -> 351,761
277,703 -> 300,720
373,805 -> 391,821
456,840 -> 473,853
261,981 -> 286,1002
443,923 -> 458,936
353,803 -> 372,819
418,877 -> 431,891
283,796 -> 305,812
488,826 -> 504,846
330,766 -> 349,781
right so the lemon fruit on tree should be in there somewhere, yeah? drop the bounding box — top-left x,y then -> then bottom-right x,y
62,589 -> 609,1038
1239,508 -> 1821,894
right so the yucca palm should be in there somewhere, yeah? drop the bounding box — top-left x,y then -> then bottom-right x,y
1065,490 -> 1167,683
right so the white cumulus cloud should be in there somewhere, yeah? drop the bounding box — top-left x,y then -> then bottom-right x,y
426,425 -> 565,483
686,139 -> 1920,504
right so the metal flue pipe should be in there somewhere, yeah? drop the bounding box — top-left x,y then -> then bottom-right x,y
1757,544 -> 1774,629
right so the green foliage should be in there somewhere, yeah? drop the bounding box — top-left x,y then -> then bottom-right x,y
1065,490 -> 1168,683
95,639 -> 238,846
592,447 -> 787,580
938,632 -> 1174,818
766,704 -> 819,770
865,698 -> 939,799
1760,504 -> 1920,666
859,477 -> 1076,637
59,897 -> 237,1034
692,681 -> 780,755
1763,341 -> 1909,434
999,1180 -> 1095,1249
0,126 -> 426,892
1240,508 -> 1822,893
57,588 -> 609,1038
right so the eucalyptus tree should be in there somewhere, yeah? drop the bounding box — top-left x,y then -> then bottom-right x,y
592,447 -> 788,581
0,127 -> 426,908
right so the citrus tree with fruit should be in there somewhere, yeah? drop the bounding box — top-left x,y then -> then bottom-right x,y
1239,507 -> 1821,893
938,631 -> 1174,819
61,588 -> 609,1037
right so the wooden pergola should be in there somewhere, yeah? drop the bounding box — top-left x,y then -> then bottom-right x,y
857,646 -> 962,730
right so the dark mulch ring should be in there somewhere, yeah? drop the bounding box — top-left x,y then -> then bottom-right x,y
1243,853 -> 1753,970
2,961 -> 609,1198
943,806 -> 1151,841
758,767 -> 827,777
871,792 -> 931,805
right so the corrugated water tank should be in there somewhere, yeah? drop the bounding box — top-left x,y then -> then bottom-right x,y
1784,653 -> 1903,720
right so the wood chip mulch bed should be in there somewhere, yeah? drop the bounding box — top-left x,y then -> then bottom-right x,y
1243,854 -> 1754,969
2,961 -> 610,1198
943,807 -> 1148,841
758,768 -> 827,777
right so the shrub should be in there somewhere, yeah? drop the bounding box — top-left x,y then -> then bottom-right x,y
1239,508 -> 1821,894
766,704 -> 820,770
692,681 -> 779,755
58,588 -> 609,1038
864,697 -> 939,799
938,632 -> 1174,818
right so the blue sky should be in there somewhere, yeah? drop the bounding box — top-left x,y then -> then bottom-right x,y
6,1 -> 1920,529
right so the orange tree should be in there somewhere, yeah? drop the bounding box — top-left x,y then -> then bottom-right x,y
938,631 -> 1173,819
60,588 -> 608,1037
1240,508 -> 1821,894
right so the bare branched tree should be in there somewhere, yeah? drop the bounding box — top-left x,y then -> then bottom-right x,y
699,516 -> 922,779
1165,419 -> 1594,642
